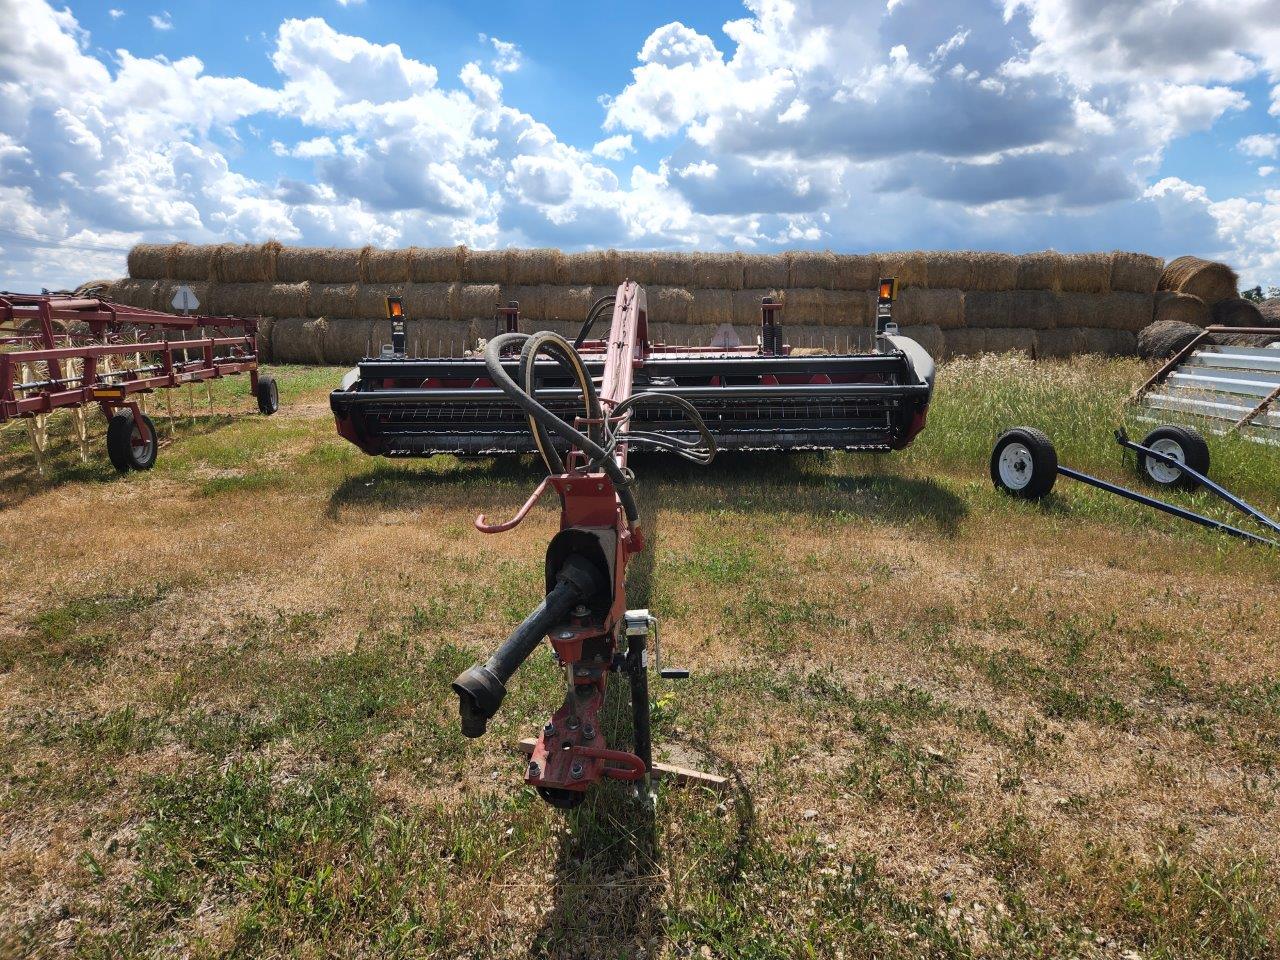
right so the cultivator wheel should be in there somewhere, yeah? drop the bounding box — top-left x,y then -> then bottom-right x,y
1134,425 -> 1209,490
256,375 -> 280,415
106,410 -> 158,473
991,427 -> 1058,500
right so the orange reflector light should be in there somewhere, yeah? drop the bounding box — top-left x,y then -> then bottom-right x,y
878,277 -> 898,303
386,296 -> 404,319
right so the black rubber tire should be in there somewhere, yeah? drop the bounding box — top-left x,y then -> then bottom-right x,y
1136,425 -> 1209,490
256,375 -> 280,416
106,410 -> 158,472
991,427 -> 1058,500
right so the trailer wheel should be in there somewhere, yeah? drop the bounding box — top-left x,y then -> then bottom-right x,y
256,375 -> 280,416
991,427 -> 1057,500
106,410 -> 159,472
1136,425 -> 1209,490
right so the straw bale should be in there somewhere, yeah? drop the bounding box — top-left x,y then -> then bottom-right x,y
690,252 -> 743,289
920,252 -> 973,290
1217,331 -> 1280,348
966,252 -> 1020,292
614,250 -> 657,284
354,283 -> 409,320
214,242 -> 280,283
127,244 -> 171,280
878,251 -> 928,288
1080,327 -> 1137,356
730,290 -> 779,326
1058,253 -> 1112,294
1260,299 -> 1280,326
1094,292 -> 1155,332
110,278 -> 164,311
895,324 -> 944,357
544,285 -> 596,322
965,290 -> 1042,328
742,253 -> 789,289
689,288 -> 733,325
396,282 -> 449,321
1009,290 -> 1066,330
1154,291 -> 1209,327
1158,256 -> 1238,305
650,252 -> 694,287
827,289 -> 871,327
310,283 -> 359,319
831,254 -> 879,291
451,283 -> 503,322
322,319 -> 375,364
276,247 -> 363,283
983,328 -> 1038,356
257,317 -> 275,362
410,246 -> 466,283
271,317 -> 328,364
171,243 -> 218,281
789,251 -> 838,289
1036,328 -> 1088,358
565,250 -> 610,286
942,328 -> 989,357
149,280 -> 210,314
651,287 -> 694,324
1110,252 -> 1163,294
780,288 -> 829,324
208,282 -> 309,318
460,247 -> 510,283
897,287 -> 963,330
404,319 -> 476,357
365,248 -> 413,283
1016,251 -> 1063,292
1137,320 -> 1212,361
505,285 -> 547,323
509,248 -> 568,285
1210,297 -> 1264,328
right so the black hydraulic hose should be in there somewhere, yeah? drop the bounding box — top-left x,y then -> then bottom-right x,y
573,295 -> 615,350
452,554 -> 605,738
483,331 -> 639,523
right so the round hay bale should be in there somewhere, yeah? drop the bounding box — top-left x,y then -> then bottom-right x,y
365,248 -> 413,283
1154,291 -> 1210,327
831,254 -> 880,291
127,244 -> 171,280
543,285 -> 596,322
614,250 -> 656,284
895,324 -> 944,357
214,242 -> 280,283
1036,328 -> 1087,358
564,250 -> 610,286
1259,299 -> 1280,326
650,252 -> 694,287
276,247 -> 363,283
451,283 -> 502,322
354,283 -> 408,320
920,252 -> 973,290
827,289 -> 871,327
1080,327 -> 1137,356
151,280 -> 211,314
1136,320 -> 1213,361
1007,290 -> 1062,330
1158,256 -> 1238,305
966,252 -> 1019,292
742,253 -> 789,289
984,328 -> 1038,356
963,291 -> 1012,328
688,288 -> 732,325
779,288 -> 830,325
898,288 -> 964,330
270,317 -> 327,364
1211,297 -> 1264,328
878,251 -> 928,288
649,287 -> 693,325
403,283 -> 452,320
690,252 -> 743,289
310,283 -> 359,319
509,248 -> 567,286
941,327 -> 989,357
730,289 -> 778,326
1089,292 -> 1155,332
1217,331 -> 1280,348
789,251 -> 837,289
1110,252 -> 1163,294
256,317 -> 275,363
1058,253 -> 1112,294
321,319 -> 375,364
171,243 -> 219,281
74,278 -> 116,298
110,278 -> 164,311
1016,251 -> 1063,292
410,246 -> 466,283
504,285 -> 546,323
461,249 -> 511,284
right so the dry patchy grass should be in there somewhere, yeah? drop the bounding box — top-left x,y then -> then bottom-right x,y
1,357 -> 1278,959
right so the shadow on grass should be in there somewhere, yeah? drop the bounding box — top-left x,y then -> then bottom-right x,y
326,451 -> 968,535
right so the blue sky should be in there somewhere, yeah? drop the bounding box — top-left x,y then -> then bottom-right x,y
2,0 -> 1279,291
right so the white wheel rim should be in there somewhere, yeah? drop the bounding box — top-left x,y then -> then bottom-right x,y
130,423 -> 153,461
998,442 -> 1035,490
1146,438 -> 1185,484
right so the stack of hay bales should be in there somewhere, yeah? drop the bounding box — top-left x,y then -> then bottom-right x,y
1134,256 -> 1246,359
110,243 -> 1177,363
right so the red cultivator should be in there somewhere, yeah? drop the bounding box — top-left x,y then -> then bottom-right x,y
0,293 -> 278,473
330,279 -> 934,805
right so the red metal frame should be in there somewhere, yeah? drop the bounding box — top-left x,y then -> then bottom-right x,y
1,294 -> 262,432
476,282 -> 650,798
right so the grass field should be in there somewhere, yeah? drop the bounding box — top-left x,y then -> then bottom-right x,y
1,355 -> 1278,959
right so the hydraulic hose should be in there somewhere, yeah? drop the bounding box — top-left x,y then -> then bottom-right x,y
483,331 -> 640,523
573,295 -> 616,350
452,554 -> 605,738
